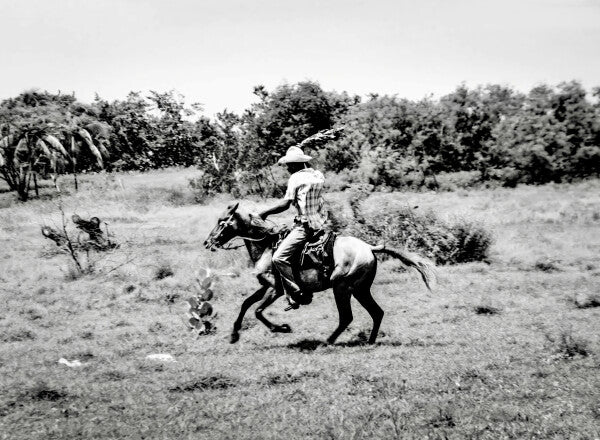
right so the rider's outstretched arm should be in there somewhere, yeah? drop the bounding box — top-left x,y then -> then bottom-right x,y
258,199 -> 292,220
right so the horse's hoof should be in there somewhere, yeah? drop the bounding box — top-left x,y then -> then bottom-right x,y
271,324 -> 292,333
230,332 -> 240,344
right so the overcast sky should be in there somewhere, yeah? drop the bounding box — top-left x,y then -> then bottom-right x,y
1,0 -> 599,116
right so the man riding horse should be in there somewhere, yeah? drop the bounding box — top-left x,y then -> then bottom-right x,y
204,132 -> 436,344
258,145 -> 327,310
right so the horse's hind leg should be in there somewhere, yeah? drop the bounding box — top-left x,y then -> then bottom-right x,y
327,288 -> 353,344
353,289 -> 384,344
255,288 -> 291,333
231,285 -> 269,343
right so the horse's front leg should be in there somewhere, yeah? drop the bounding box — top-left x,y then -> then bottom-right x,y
231,285 -> 269,343
254,287 -> 291,333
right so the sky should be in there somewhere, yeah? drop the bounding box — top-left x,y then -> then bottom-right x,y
1,0 -> 599,117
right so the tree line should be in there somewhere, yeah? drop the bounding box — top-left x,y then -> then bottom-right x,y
1,81 -> 599,200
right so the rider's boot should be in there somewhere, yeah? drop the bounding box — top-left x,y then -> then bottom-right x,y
284,291 -> 300,311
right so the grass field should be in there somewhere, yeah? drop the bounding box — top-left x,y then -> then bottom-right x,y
1,170 -> 599,439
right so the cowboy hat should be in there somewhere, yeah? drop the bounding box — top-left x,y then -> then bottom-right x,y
277,146 -> 312,164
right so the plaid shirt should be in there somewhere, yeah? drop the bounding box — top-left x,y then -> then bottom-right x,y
284,168 -> 327,230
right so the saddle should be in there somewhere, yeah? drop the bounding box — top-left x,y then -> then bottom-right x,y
272,227 -> 337,280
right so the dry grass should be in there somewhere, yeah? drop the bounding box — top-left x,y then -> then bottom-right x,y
0,173 -> 599,439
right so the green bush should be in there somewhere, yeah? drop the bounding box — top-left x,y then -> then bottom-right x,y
334,190 -> 493,265
436,171 -> 482,191
488,167 -> 521,188
189,167 -> 286,204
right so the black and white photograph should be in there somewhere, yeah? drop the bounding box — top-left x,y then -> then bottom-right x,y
1,0 -> 599,438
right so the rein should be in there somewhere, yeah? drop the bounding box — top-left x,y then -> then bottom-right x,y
214,213 -> 277,251
221,234 -> 269,250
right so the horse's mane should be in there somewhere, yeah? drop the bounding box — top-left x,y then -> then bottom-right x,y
234,206 -> 284,237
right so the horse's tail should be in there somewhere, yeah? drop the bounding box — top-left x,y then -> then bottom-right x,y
371,244 -> 436,291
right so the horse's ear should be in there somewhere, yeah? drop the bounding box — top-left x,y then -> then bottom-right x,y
228,202 -> 239,213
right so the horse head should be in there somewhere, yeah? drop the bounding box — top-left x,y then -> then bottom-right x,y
204,202 -> 242,251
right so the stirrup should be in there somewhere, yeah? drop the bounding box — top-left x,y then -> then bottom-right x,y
284,296 -> 300,311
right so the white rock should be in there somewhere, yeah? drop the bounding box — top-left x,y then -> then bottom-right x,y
58,358 -> 84,368
146,353 -> 176,363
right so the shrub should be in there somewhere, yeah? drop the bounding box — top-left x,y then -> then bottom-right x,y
450,221 -> 493,263
571,293 -> 600,309
546,330 -> 590,359
488,167 -> 522,188
436,171 -> 482,191
324,170 -> 354,192
154,263 -> 174,280
533,259 -> 561,272
473,303 -> 501,315
335,190 -> 493,265
189,167 -> 286,203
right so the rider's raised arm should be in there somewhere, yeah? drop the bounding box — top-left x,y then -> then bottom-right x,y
258,198 -> 292,220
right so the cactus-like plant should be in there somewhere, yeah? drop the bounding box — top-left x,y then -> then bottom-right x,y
187,268 -> 216,335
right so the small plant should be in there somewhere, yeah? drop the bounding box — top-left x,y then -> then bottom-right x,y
186,268 -> 216,335
546,329 -> 590,359
534,259 -> 561,272
428,405 -> 457,428
169,375 -> 236,392
450,221 -> 493,263
473,304 -> 501,315
571,293 -> 600,309
28,385 -> 68,402
153,263 -> 174,280
41,205 -> 118,276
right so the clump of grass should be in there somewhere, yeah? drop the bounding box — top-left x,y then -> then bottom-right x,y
473,305 -> 501,315
473,303 -> 502,315
35,286 -> 50,295
450,221 -> 493,264
163,291 -> 180,304
79,330 -> 94,340
533,259 -> 561,272
165,186 -> 196,206
546,330 -> 590,359
100,369 -> 129,382
123,284 -> 137,294
64,265 -> 86,281
148,321 -> 163,333
170,375 -> 237,392
572,293 -> 600,309
428,406 -> 457,428
154,263 -> 174,280
130,186 -> 196,210
1,326 -> 37,342
30,388 -> 68,402
23,305 -> 47,321
263,371 -> 320,386
335,190 -> 493,265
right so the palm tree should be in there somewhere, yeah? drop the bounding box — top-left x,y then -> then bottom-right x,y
0,124 -> 69,200
0,121 -> 108,200
61,121 -> 109,190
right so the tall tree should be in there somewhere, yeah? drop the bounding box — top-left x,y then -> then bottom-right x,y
0,124 -> 68,200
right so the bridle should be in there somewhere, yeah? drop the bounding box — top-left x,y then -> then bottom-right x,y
206,211 -> 270,251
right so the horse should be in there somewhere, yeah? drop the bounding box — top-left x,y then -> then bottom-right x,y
203,202 -> 436,345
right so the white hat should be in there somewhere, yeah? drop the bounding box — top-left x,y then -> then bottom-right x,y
277,146 -> 312,164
